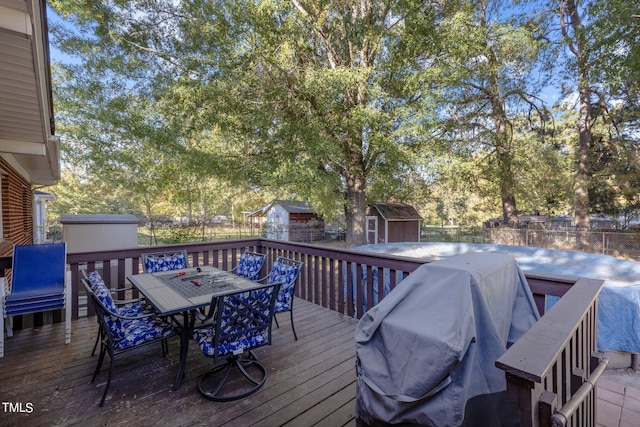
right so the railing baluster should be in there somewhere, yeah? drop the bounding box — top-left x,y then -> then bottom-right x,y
329,258 -> 336,312
347,261 -> 355,318
338,259 -> 345,315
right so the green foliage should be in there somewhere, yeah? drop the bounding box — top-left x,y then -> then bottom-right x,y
47,166 -> 143,220
46,0 -> 640,234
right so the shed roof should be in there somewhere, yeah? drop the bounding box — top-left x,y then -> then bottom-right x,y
60,214 -> 140,225
372,202 -> 422,221
247,200 -> 317,218
274,200 -> 316,213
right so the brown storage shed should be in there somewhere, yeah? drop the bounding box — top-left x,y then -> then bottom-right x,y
366,202 -> 422,244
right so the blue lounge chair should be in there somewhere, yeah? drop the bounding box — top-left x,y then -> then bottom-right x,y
1,243 -> 70,357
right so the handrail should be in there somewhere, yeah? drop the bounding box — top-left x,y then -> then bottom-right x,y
550,357 -> 609,427
3,238 -> 596,321
495,277 -> 605,426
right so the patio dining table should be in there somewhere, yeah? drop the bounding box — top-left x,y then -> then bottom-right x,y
127,265 -> 264,390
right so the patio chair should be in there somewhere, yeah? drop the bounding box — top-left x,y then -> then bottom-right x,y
230,251 -> 266,281
82,275 -> 176,406
141,250 -> 189,273
259,256 -> 303,341
0,243 -> 70,358
192,282 -> 281,401
83,270 -> 154,356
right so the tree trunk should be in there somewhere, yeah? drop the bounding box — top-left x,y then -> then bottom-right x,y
495,137 -> 518,226
574,84 -> 592,231
187,201 -> 193,224
483,3 -> 519,227
145,199 -> 155,245
199,192 -> 206,241
562,0 -> 591,231
344,171 -> 367,248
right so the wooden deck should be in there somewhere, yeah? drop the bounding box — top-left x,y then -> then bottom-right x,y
3,296 -> 636,426
0,298 -> 358,426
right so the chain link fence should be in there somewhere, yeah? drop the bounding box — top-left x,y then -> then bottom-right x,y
422,226 -> 640,261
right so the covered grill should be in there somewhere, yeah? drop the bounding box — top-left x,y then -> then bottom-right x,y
355,253 -> 540,426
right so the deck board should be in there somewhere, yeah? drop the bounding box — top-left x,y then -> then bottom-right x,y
0,298 -> 358,426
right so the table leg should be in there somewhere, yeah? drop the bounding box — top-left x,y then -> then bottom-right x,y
173,311 -> 191,390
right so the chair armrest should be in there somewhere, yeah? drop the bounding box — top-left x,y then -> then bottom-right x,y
191,296 -> 219,328
194,310 -> 208,322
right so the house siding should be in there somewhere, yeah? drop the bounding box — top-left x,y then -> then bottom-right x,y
264,203 -> 325,242
0,157 -> 34,255
388,220 -> 420,242
288,212 -> 324,242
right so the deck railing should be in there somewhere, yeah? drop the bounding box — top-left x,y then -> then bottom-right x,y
1,238 -> 605,425
496,276 -> 605,427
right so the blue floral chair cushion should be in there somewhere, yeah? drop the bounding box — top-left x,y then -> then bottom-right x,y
86,271 -> 125,340
193,327 -> 267,357
86,271 -> 158,342
86,271 -> 118,313
119,302 -> 154,317
113,316 -> 174,351
192,287 -> 276,358
267,261 -> 299,312
143,252 -> 188,273
235,252 -> 266,281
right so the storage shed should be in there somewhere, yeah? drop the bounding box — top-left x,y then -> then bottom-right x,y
61,214 -> 139,253
248,200 -> 325,242
366,202 -> 422,244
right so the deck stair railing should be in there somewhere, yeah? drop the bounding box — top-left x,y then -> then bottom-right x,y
1,238 -> 605,426
496,276 -> 605,427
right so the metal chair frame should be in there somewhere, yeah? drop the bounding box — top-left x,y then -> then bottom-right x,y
193,282 -> 281,401
82,278 -> 176,406
259,256 -> 303,340
82,269 -> 146,356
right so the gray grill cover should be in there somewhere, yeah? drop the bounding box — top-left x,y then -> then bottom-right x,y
355,253 -> 540,426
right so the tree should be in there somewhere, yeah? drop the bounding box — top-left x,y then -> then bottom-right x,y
423,0 -> 549,225
549,1 -> 640,230
50,1 -> 636,235
557,0 -> 593,230
49,1 -> 447,247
